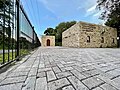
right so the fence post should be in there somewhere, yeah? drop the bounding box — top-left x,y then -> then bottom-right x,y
32,27 -> 34,49
3,1 -> 5,64
16,0 -> 20,60
8,0 -> 11,62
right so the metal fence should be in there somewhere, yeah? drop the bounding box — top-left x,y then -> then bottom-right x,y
0,0 -> 40,66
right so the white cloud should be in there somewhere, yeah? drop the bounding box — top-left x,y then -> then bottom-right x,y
87,5 -> 96,12
84,0 -> 98,17
38,0 -> 101,20
38,0 -> 79,18
93,11 -> 101,17
85,2 -> 103,18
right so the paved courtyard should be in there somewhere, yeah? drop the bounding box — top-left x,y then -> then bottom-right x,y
0,47 -> 120,90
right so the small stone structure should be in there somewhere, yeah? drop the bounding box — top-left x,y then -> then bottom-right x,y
41,35 -> 55,47
62,21 -> 117,48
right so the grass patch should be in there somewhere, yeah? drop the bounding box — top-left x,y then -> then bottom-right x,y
20,49 -> 30,55
0,49 -> 30,64
0,52 -> 16,64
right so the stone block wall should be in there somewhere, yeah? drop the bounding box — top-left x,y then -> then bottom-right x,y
41,36 -> 55,47
62,21 -> 117,48
62,23 -> 80,47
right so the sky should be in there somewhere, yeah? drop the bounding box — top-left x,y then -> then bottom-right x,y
21,0 -> 104,37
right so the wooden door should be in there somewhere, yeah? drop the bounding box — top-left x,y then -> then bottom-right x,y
47,39 -> 50,46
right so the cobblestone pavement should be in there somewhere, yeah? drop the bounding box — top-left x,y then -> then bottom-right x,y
0,47 -> 120,90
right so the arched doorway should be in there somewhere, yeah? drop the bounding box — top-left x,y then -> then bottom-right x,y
47,39 -> 50,46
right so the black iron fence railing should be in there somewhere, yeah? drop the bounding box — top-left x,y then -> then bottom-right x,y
0,0 -> 41,66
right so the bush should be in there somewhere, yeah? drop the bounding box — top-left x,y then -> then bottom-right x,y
55,42 -> 62,46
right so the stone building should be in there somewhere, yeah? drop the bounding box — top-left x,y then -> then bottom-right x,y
41,35 -> 55,47
62,21 -> 117,48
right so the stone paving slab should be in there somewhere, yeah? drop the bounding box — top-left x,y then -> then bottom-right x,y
0,47 -> 120,90
0,76 -> 27,86
68,76 -> 89,90
62,85 -> 75,90
47,70 -> 56,82
0,83 -> 23,90
22,76 -> 36,90
48,78 -> 70,90
82,76 -> 105,89
36,77 -> 47,90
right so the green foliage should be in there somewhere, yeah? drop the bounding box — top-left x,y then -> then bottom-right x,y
0,0 -> 4,9
0,34 -> 17,50
0,52 -> 16,63
0,0 -> 14,19
0,0 -> 16,49
97,0 -> 120,32
44,28 -> 55,35
55,42 -> 62,46
19,36 -> 41,50
44,21 -> 77,46
19,37 -> 31,49
0,49 -> 30,63
20,49 -> 30,55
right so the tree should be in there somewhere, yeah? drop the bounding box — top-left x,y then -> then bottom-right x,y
44,21 -> 77,46
97,0 -> 120,47
97,0 -> 120,30
0,0 -> 15,49
55,21 -> 76,43
44,28 -> 55,35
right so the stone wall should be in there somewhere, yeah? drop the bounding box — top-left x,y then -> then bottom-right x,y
41,36 -> 55,47
62,21 -> 117,48
62,23 -> 80,47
